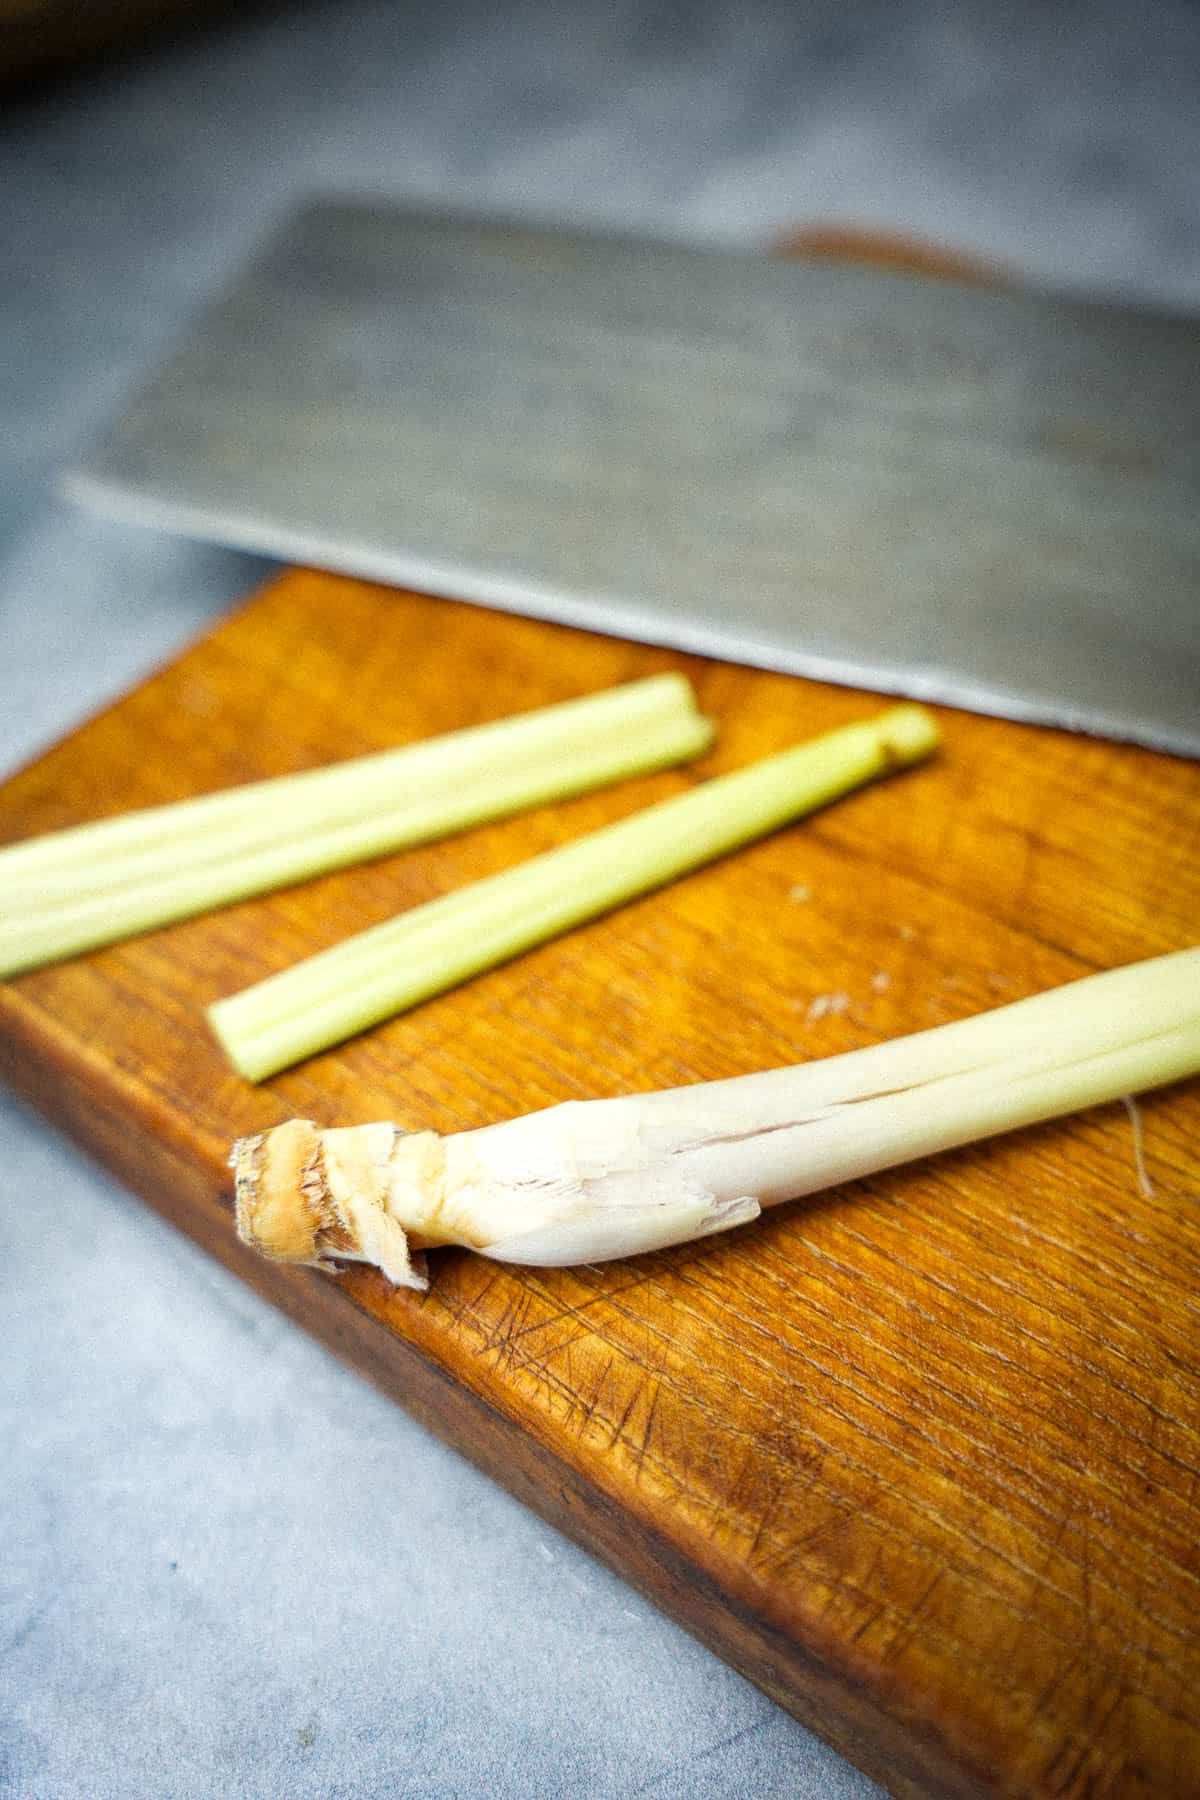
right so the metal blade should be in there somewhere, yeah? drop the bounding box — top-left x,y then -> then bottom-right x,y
68,200 -> 1200,756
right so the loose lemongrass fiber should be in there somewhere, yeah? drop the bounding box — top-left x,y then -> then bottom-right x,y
231,947 -> 1200,1289
0,675 -> 712,978
210,703 -> 939,1081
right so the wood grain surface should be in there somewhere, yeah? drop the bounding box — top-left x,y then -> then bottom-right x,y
1,569 -> 1197,1799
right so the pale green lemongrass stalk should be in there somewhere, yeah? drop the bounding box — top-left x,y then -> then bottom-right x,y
231,948 -> 1200,1291
0,677 -> 712,977
210,703 -> 940,1082
0,673 -> 700,886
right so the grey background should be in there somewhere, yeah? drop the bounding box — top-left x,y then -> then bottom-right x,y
2,4 -> 1198,1795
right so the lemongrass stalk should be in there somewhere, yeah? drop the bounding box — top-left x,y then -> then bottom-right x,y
0,678 -> 712,978
0,708 -> 712,977
230,948 -> 1200,1291
6,707 -> 708,909
210,704 -> 940,1082
0,673 -> 700,886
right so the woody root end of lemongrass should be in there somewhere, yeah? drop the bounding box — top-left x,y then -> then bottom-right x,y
231,948 -> 1199,1291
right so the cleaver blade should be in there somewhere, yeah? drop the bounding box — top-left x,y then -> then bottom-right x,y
67,199 -> 1200,757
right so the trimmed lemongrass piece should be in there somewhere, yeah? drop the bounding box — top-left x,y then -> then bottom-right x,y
230,947 -> 1200,1291
0,680 -> 712,978
210,703 -> 940,1082
0,673 -> 700,887
0,710 -> 711,975
7,698 -> 711,910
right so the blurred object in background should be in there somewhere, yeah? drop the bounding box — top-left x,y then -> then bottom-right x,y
69,198 -> 1200,756
0,0 -> 243,88
778,223 -> 1007,287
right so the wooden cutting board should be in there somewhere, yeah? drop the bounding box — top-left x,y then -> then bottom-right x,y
2,569 -> 1197,1800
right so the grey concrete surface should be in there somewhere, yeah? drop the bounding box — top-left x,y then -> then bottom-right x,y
2,3 -> 1197,1795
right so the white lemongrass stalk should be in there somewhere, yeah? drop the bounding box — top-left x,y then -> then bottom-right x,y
0,675 -> 711,977
231,948 -> 1200,1291
210,704 -> 940,1082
